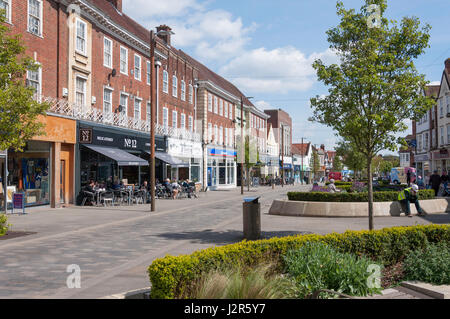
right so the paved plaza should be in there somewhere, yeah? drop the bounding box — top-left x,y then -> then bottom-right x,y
1,185 -> 449,299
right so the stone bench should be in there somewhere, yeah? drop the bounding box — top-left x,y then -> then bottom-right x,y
269,198 -> 450,217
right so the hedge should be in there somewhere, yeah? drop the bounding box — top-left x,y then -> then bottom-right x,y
325,181 -> 353,186
147,225 -> 450,299
0,214 -> 8,237
287,190 -> 435,202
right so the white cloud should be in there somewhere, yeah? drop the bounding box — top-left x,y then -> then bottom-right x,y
122,2 -> 256,63
219,47 -> 338,94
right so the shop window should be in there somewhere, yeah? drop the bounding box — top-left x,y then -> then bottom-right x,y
28,0 -> 42,37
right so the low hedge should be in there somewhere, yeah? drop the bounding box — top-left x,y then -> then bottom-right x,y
147,225 -> 450,299
0,214 -> 8,237
325,181 -> 353,186
287,190 -> 435,202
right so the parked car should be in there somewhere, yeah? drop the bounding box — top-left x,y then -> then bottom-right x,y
390,167 -> 416,185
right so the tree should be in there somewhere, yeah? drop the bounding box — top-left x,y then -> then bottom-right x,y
332,154 -> 344,171
310,149 -> 320,180
0,12 -> 49,151
335,140 -> 366,179
310,0 -> 434,230
245,135 -> 259,190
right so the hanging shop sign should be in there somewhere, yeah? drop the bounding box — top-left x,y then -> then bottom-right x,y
167,138 -> 202,158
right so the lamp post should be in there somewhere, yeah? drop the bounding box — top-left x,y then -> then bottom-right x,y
149,29 -> 166,212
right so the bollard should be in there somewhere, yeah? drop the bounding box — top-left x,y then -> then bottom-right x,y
243,197 -> 261,240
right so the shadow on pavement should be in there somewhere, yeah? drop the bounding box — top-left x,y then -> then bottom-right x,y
417,213 -> 450,224
154,229 -> 314,246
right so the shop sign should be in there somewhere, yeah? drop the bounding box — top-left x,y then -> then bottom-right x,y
167,138 -> 202,158
79,127 -> 166,152
208,148 -> 237,157
12,192 -> 26,215
415,154 -> 429,162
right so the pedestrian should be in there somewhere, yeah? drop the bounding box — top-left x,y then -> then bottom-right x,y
397,184 -> 425,217
406,170 -> 411,186
424,172 -> 431,189
429,170 -> 441,197
441,170 -> 449,193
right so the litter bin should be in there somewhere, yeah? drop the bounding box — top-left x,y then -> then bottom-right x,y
243,197 -> 261,240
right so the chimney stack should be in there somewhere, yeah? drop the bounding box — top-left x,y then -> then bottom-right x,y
156,25 -> 172,46
108,0 -> 122,12
445,58 -> 450,74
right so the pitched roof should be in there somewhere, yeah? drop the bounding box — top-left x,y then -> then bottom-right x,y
292,143 -> 310,156
86,0 -> 151,45
424,84 -> 440,98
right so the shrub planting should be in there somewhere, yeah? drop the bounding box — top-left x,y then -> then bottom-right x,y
403,242 -> 450,285
148,225 -> 450,299
283,242 -> 383,297
288,190 -> 435,202
0,214 -> 8,237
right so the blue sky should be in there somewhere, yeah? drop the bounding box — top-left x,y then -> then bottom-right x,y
123,0 -> 449,154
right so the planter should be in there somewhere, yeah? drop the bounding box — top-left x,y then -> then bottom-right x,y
269,198 -> 450,217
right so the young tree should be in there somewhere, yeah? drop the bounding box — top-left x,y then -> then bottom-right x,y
332,154 -> 344,172
336,140 -> 366,179
310,149 -> 320,180
0,12 -> 49,151
310,0 -> 434,230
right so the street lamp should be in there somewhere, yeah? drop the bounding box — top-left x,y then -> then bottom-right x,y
240,96 -> 253,195
150,29 -> 171,212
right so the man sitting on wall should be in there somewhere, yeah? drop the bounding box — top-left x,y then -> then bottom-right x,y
398,184 -> 425,217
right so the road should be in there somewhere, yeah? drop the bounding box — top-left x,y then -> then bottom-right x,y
0,184 -> 448,299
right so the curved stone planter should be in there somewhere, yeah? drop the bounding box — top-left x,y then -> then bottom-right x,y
269,198 -> 450,217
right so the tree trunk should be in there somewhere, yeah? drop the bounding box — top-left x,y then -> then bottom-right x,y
367,157 -> 374,231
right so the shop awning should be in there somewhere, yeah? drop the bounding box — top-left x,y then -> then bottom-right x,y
149,151 -> 189,168
83,145 -> 148,166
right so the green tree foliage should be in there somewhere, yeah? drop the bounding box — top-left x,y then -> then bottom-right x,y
310,0 -> 434,229
310,149 -> 320,178
332,154 -> 344,171
0,11 -> 49,151
336,140 -> 366,178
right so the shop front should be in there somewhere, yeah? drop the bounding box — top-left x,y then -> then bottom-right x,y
3,116 -> 77,208
280,156 -> 294,179
76,122 -> 166,195
207,147 -> 237,190
415,154 -> 430,179
432,149 -> 450,173
166,137 -> 203,183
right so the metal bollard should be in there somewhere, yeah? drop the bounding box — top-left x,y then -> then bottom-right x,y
243,197 -> 261,240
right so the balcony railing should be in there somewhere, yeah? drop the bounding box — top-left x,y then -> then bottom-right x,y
44,96 -> 201,142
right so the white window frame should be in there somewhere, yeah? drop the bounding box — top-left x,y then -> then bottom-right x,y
441,126 -> 445,146
180,113 -> 186,130
208,123 -> 212,141
163,107 -> 169,128
214,96 -> 218,114
214,125 -> 218,143
172,75 -> 178,98
134,54 -> 141,81
188,116 -> 193,132
172,110 -> 178,128
219,126 -> 223,145
189,85 -> 193,104
146,101 -> 151,121
0,0 -> 12,24
208,94 -> 213,112
75,19 -> 87,55
120,46 -> 128,75
134,97 -> 142,120
103,87 -> 113,114
103,37 -> 113,69
75,76 -> 87,107
225,127 -> 228,146
162,70 -> 169,93
119,92 -> 129,116
27,64 -> 42,101
28,0 -> 43,37
181,80 -> 186,101
229,104 -> 233,120
146,60 -> 151,85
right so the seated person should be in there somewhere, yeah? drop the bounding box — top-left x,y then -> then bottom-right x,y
398,184 -> 425,217
85,180 -> 96,193
327,179 -> 340,193
171,180 -> 180,199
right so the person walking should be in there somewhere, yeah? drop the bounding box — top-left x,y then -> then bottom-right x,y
406,170 -> 412,186
441,170 -> 449,193
424,171 -> 431,190
398,184 -> 425,217
429,170 -> 441,197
